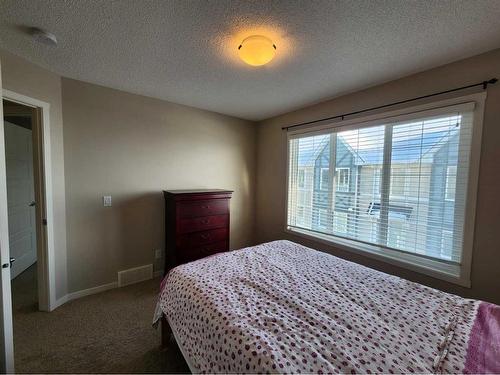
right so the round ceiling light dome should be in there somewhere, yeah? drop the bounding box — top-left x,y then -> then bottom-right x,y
238,35 -> 276,66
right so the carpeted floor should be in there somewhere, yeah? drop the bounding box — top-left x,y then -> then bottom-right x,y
11,265 -> 190,373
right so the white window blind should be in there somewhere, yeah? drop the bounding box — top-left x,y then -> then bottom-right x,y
287,103 -> 475,268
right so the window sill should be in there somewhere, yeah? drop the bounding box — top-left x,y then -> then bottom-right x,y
285,226 -> 470,288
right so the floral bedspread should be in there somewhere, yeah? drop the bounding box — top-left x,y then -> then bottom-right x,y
154,240 -> 499,374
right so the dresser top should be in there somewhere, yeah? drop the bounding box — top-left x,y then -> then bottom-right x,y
164,189 -> 233,195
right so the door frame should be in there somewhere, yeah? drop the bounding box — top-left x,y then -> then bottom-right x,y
2,89 -> 55,312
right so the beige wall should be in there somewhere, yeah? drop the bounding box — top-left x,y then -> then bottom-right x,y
1,49 -> 256,297
61,79 -> 256,293
256,48 -> 500,304
0,49 -> 68,300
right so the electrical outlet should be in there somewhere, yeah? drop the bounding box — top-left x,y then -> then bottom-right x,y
103,195 -> 112,207
154,249 -> 162,259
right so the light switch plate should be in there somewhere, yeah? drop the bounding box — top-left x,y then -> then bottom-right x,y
103,195 -> 112,207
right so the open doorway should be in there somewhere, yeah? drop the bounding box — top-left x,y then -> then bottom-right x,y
3,99 -> 46,313
1,85 -> 57,372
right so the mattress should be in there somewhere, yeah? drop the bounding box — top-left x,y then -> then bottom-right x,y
154,240 -> 500,374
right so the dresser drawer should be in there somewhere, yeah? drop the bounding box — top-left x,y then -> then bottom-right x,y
178,227 -> 228,248
178,214 -> 228,234
177,240 -> 228,264
177,199 -> 228,218
164,190 -> 232,273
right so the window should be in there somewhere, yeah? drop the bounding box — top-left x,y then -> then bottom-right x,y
441,229 -> 454,260
287,97 -> 483,285
387,217 -> 409,249
296,206 -> 306,225
319,168 -> 329,190
336,168 -> 350,192
373,168 -> 381,196
445,166 -> 457,201
298,169 -> 305,188
333,211 -> 348,234
318,208 -> 330,229
390,170 -> 406,196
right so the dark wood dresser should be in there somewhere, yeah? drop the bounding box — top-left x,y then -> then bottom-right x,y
163,189 -> 232,274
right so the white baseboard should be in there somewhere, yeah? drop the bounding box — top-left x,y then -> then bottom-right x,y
51,281 -> 120,311
67,281 -> 118,302
52,295 -> 68,311
50,266 -> 163,311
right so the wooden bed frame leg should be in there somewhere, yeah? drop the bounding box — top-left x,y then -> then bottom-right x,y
161,316 -> 172,349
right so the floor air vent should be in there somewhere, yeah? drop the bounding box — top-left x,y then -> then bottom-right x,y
118,264 -> 153,287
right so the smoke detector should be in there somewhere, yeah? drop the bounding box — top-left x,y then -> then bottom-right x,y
31,27 -> 57,46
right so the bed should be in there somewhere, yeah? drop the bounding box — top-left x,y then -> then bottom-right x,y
153,240 -> 500,374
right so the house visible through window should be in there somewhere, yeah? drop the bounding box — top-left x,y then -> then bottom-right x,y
319,168 -> 329,190
336,168 -> 350,192
373,168 -> 381,196
390,171 -> 406,196
298,169 -> 305,188
333,211 -> 348,234
296,206 -> 305,225
318,208 -> 329,229
287,99 -> 481,284
445,165 -> 457,201
441,229 -> 454,260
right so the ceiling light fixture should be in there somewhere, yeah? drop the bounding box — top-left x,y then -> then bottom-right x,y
238,35 -> 276,66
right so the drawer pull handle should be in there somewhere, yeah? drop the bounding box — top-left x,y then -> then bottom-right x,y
201,205 -> 210,209
200,233 -> 211,239
201,219 -> 210,224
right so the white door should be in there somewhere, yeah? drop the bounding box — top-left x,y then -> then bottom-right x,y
0,59 -> 16,373
4,121 -> 37,279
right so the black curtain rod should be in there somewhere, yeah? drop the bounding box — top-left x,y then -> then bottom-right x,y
282,78 -> 498,131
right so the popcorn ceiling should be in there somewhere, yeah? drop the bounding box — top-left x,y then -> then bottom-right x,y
1,0 -> 500,121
